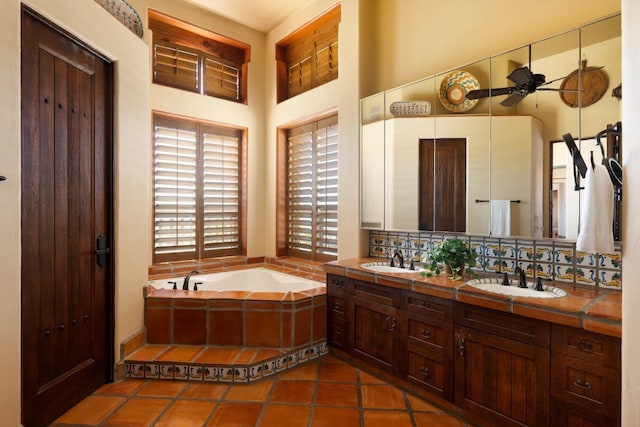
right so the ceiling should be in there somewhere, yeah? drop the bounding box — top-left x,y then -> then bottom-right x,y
178,0 -> 315,33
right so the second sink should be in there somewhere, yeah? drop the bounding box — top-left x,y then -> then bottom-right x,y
465,278 -> 567,299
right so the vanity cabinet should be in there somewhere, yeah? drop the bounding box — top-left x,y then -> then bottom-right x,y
549,324 -> 621,427
326,272 -> 622,426
454,303 -> 550,427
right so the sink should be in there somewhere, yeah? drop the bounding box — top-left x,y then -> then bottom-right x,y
360,262 -> 424,274
465,278 -> 567,299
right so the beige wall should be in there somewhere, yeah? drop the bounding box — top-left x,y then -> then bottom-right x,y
360,0 -> 620,96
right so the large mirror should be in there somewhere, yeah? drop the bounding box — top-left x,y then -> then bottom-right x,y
361,14 -> 621,240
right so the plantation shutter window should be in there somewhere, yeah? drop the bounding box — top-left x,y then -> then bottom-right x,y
149,9 -> 250,103
153,114 -> 243,262
287,115 -> 338,261
276,5 -> 340,102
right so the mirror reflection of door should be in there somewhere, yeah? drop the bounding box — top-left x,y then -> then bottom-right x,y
419,138 -> 466,232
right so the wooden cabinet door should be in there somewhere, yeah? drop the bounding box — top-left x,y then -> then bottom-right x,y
454,327 -> 549,427
351,296 -> 400,374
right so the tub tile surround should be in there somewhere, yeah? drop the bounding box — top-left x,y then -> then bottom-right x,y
124,342 -> 329,384
126,258 -> 328,384
371,230 -> 622,289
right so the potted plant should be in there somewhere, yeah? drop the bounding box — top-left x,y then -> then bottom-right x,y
423,236 -> 479,280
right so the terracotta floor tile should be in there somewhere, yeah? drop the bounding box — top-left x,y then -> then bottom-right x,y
95,379 -> 147,396
407,393 -> 444,412
318,362 -> 358,382
259,403 -> 311,427
254,348 -> 286,363
359,370 -> 386,384
315,382 -> 359,407
180,382 -> 229,400
311,406 -> 360,427
234,348 -> 259,364
154,400 -> 216,427
127,345 -> 171,362
361,385 -> 406,410
269,380 -> 315,404
225,378 -> 274,401
414,412 -> 466,427
152,345 -> 202,363
102,397 -> 171,426
206,402 -> 264,426
195,347 -> 242,364
137,380 -> 186,397
54,395 -> 125,425
363,410 -> 413,427
279,361 -> 320,380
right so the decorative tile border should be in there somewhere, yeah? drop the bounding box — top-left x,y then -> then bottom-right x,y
370,230 -> 622,290
123,341 -> 328,383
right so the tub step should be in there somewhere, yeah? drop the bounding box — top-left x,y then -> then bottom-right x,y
123,341 -> 328,383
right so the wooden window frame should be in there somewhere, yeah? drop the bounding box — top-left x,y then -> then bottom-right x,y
152,111 -> 247,263
276,4 -> 340,103
149,9 -> 250,104
276,111 -> 338,262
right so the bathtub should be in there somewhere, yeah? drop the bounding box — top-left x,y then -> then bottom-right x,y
144,266 -> 327,349
149,267 -> 321,293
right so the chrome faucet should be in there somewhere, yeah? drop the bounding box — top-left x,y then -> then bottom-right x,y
182,270 -> 199,290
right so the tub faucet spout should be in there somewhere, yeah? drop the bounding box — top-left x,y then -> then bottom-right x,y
183,270 -> 199,290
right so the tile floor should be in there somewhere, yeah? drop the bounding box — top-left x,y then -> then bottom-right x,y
51,353 -> 475,426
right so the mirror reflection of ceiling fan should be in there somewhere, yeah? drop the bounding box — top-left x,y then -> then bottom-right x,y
465,62 -> 605,107
465,66 -> 563,106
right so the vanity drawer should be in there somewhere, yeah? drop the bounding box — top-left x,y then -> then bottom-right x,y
328,294 -> 347,318
404,291 -> 452,321
551,324 -> 620,368
351,279 -> 400,308
406,316 -> 448,355
326,274 -> 348,296
328,318 -> 348,350
407,350 -> 450,400
551,354 -> 620,414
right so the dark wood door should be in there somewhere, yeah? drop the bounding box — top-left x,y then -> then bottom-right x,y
419,138 -> 466,231
454,327 -> 549,427
21,8 -> 113,427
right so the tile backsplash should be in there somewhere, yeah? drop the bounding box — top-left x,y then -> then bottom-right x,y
369,230 -> 621,290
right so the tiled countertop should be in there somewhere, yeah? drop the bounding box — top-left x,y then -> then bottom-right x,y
325,258 -> 622,338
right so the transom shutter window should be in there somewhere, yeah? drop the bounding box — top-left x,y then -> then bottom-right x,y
149,10 -> 249,103
287,116 -> 338,261
276,5 -> 340,102
153,115 -> 242,262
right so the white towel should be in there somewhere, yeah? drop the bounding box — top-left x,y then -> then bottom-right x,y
576,164 -> 615,254
489,200 -> 511,236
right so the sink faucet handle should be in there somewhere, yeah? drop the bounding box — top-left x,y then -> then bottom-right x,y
501,272 -> 510,286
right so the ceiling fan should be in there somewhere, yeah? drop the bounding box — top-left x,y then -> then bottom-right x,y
465,66 -> 571,107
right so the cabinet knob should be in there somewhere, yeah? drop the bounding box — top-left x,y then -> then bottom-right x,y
385,316 -> 397,332
419,366 -> 430,377
332,279 -> 344,288
420,329 -> 431,340
334,300 -> 343,311
577,339 -> 594,353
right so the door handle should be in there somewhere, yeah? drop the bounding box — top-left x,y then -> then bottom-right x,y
96,234 -> 111,267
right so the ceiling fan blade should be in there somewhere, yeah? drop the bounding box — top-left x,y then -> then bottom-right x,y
465,87 -> 514,100
507,67 -> 534,85
500,92 -> 526,107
